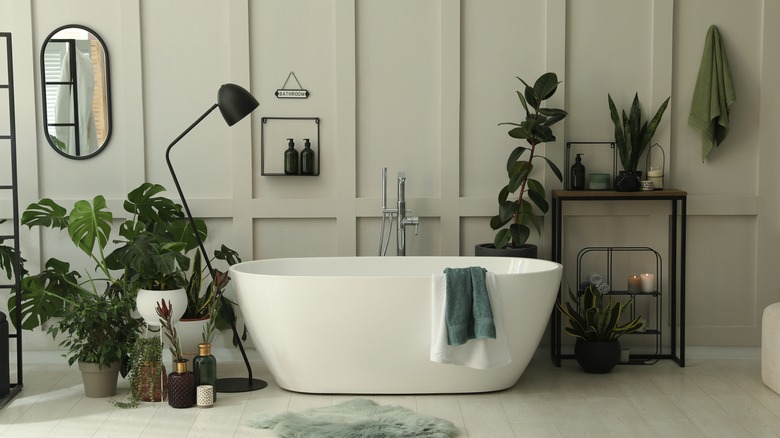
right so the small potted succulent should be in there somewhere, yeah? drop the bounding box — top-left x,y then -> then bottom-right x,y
556,277 -> 643,373
477,72 -> 567,257
608,93 -> 670,191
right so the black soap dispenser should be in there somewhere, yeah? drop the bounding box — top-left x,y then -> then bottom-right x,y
570,153 -> 585,190
284,138 -> 298,175
300,138 -> 315,175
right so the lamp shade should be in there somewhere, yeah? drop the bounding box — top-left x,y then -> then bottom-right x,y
217,83 -> 259,126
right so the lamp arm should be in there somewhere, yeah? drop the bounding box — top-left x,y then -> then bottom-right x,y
164,102 -> 257,384
165,103 -> 219,278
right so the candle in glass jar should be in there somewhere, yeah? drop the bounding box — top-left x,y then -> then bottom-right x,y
647,168 -> 663,190
627,275 -> 642,293
640,273 -> 655,293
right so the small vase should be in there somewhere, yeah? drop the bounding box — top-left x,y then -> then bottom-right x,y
168,359 -> 195,408
574,339 -> 621,373
614,171 -> 641,192
193,343 -> 217,402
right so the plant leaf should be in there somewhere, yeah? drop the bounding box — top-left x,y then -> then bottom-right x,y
21,199 -> 69,230
68,196 -> 113,256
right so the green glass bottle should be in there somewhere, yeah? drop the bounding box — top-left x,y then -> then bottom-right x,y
284,138 -> 298,175
193,343 -> 217,401
301,138 -> 315,175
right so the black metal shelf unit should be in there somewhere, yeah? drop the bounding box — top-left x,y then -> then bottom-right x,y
550,189 -> 686,368
0,32 -> 23,408
575,246 -> 662,365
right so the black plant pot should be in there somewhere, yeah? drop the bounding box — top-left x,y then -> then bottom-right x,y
474,243 -> 538,259
614,171 -> 642,192
574,339 -> 621,373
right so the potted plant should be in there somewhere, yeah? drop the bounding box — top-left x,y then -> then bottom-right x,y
556,278 -> 643,373
608,93 -> 670,191
48,291 -> 142,397
477,72 -> 567,257
157,299 -> 195,408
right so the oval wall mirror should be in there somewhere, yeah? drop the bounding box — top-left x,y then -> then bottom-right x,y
40,24 -> 111,159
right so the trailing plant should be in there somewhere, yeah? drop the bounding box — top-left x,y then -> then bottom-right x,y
111,336 -> 165,408
556,283 -> 643,342
608,93 -> 670,173
490,72 -> 568,249
47,291 -> 142,374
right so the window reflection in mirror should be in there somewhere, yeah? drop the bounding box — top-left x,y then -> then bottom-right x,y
40,25 -> 111,159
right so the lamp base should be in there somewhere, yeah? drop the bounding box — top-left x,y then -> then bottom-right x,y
216,377 -> 267,393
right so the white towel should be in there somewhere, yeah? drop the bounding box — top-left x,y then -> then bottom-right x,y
430,272 -> 511,369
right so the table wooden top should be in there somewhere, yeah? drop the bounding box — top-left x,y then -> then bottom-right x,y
552,189 -> 687,199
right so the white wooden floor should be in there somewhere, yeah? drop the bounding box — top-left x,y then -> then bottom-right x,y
0,347 -> 777,437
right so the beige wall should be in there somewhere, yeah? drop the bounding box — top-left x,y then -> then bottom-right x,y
1,0 -> 778,349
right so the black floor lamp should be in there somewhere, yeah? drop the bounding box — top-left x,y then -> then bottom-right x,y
165,83 -> 267,392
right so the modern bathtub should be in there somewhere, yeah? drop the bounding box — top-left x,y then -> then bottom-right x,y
229,256 -> 562,394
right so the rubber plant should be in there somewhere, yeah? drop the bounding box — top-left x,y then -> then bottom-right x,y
491,72 -> 568,249
608,93 -> 670,173
556,284 -> 643,342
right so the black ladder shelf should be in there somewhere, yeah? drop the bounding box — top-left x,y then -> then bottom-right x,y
0,32 -> 23,408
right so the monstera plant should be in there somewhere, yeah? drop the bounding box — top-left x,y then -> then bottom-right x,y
488,72 -> 568,250
10,183 -> 203,331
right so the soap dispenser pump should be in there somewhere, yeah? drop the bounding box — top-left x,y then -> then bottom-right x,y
570,153 -> 585,190
300,138 -> 315,175
284,138 -> 298,175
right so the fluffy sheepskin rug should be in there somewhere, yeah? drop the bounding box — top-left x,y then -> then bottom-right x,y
248,398 -> 459,437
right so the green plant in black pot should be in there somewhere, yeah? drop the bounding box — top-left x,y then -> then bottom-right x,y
556,282 -> 643,373
608,93 -> 670,191
489,72 -> 567,250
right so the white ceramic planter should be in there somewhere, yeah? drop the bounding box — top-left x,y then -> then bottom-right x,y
136,288 -> 187,327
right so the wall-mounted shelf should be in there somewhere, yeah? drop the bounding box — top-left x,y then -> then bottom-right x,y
260,117 -> 320,176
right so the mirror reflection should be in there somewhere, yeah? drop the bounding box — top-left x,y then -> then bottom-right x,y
40,25 -> 111,159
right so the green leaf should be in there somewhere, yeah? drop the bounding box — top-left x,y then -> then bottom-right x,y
68,196 -> 113,256
533,72 -> 560,101
498,200 -> 518,223
506,147 -> 528,172
516,90 -> 529,116
527,189 -> 549,214
538,155 -> 563,182
508,162 -> 531,193
509,223 -> 530,246
498,185 -> 510,204
493,229 -> 512,249
490,215 -> 508,230
508,126 -> 529,140
21,199 -> 69,229
538,108 -> 568,126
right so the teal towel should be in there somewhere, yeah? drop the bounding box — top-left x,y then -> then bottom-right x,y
443,267 -> 496,346
688,25 -> 736,161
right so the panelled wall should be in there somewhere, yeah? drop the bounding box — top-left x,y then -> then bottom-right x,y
1,0 -> 778,349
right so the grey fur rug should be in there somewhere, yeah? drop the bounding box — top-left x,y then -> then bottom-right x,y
248,398 -> 459,437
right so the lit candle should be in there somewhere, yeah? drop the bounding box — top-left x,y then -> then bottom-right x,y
640,273 -> 655,293
627,275 -> 642,293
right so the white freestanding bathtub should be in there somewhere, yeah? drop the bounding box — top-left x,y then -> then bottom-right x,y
230,256 -> 562,394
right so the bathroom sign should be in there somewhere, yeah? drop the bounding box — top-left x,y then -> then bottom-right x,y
275,71 -> 309,99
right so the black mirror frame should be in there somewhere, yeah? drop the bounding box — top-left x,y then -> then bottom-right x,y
40,24 -> 112,160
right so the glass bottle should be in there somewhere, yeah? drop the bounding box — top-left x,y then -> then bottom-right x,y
300,138 -> 315,175
193,343 -> 217,402
284,138 -> 298,175
167,359 -> 195,408
570,153 -> 585,190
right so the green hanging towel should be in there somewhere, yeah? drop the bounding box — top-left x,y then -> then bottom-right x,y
688,25 -> 736,161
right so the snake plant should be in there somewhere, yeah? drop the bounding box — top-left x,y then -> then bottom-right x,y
557,284 -> 643,342
608,93 -> 670,173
